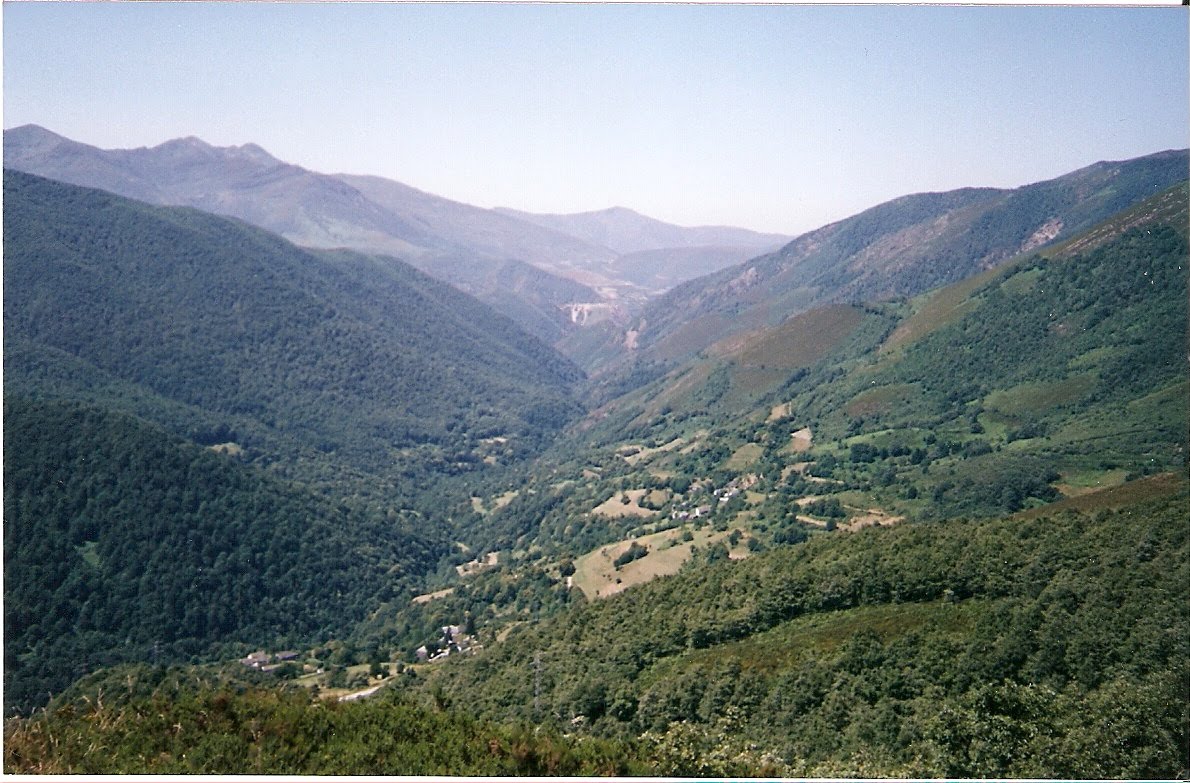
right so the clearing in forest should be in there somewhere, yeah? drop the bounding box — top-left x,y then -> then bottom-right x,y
725,442 -> 764,470
571,526 -> 752,600
411,587 -> 455,605
590,488 -> 660,519
456,551 -> 500,577
840,508 -> 904,532
469,490 -> 519,515
785,427 -> 813,453
620,437 -> 685,466
768,402 -> 793,422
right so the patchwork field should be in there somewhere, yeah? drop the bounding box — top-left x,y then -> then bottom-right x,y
620,437 -> 685,466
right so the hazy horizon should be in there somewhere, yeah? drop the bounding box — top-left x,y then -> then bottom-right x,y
4,3 -> 1187,234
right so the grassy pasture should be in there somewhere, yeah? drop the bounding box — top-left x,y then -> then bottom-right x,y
725,442 -> 764,470
1014,472 -> 1186,520
591,488 -> 660,519
652,312 -> 735,363
621,437 -> 685,466
1055,468 -> 1130,498
571,526 -> 739,599
1067,345 -> 1125,370
713,304 -> 865,370
768,402 -> 793,421
782,427 -> 814,454
879,271 -> 989,355
845,383 -> 918,417
984,374 -> 1097,416
999,266 -> 1043,295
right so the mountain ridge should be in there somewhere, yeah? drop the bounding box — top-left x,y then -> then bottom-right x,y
4,124 -> 791,345
581,147 -> 1190,371
493,203 -> 788,255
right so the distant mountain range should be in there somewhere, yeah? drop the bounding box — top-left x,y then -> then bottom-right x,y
574,147 -> 1190,371
3,125 -> 787,343
495,204 -> 788,255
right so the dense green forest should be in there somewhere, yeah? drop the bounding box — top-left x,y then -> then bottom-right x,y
2,397 -> 447,715
5,488 -> 1186,776
3,170 -> 583,489
3,666 -> 646,775
398,489 -> 1190,778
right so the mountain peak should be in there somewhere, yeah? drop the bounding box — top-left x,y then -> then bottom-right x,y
4,124 -> 75,153
229,141 -> 281,165
150,135 -> 218,158
494,204 -> 789,255
592,205 -> 644,218
6,123 -> 66,140
147,135 -> 280,166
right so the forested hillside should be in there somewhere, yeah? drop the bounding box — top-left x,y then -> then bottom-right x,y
4,125 -> 788,345
588,148 -> 1188,370
6,489 -> 1185,777
2,398 -> 446,715
3,665 -> 647,775
426,184 -> 1186,586
2,170 -> 589,716
3,170 -> 583,489
408,489 -> 1189,778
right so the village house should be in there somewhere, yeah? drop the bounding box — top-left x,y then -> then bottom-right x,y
240,649 -> 301,670
415,623 -> 480,663
241,650 -> 271,669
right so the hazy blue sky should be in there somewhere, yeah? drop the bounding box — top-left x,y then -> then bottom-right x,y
4,3 -> 1187,234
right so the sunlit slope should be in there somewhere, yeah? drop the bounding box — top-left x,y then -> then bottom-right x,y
577,183 -> 1186,523
601,149 -> 1188,370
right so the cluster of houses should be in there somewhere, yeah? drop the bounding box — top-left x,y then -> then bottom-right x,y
415,624 -> 480,663
239,649 -> 301,673
670,504 -> 712,521
669,473 -> 761,521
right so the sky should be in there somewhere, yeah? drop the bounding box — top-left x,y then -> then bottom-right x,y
4,3 -> 1187,235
